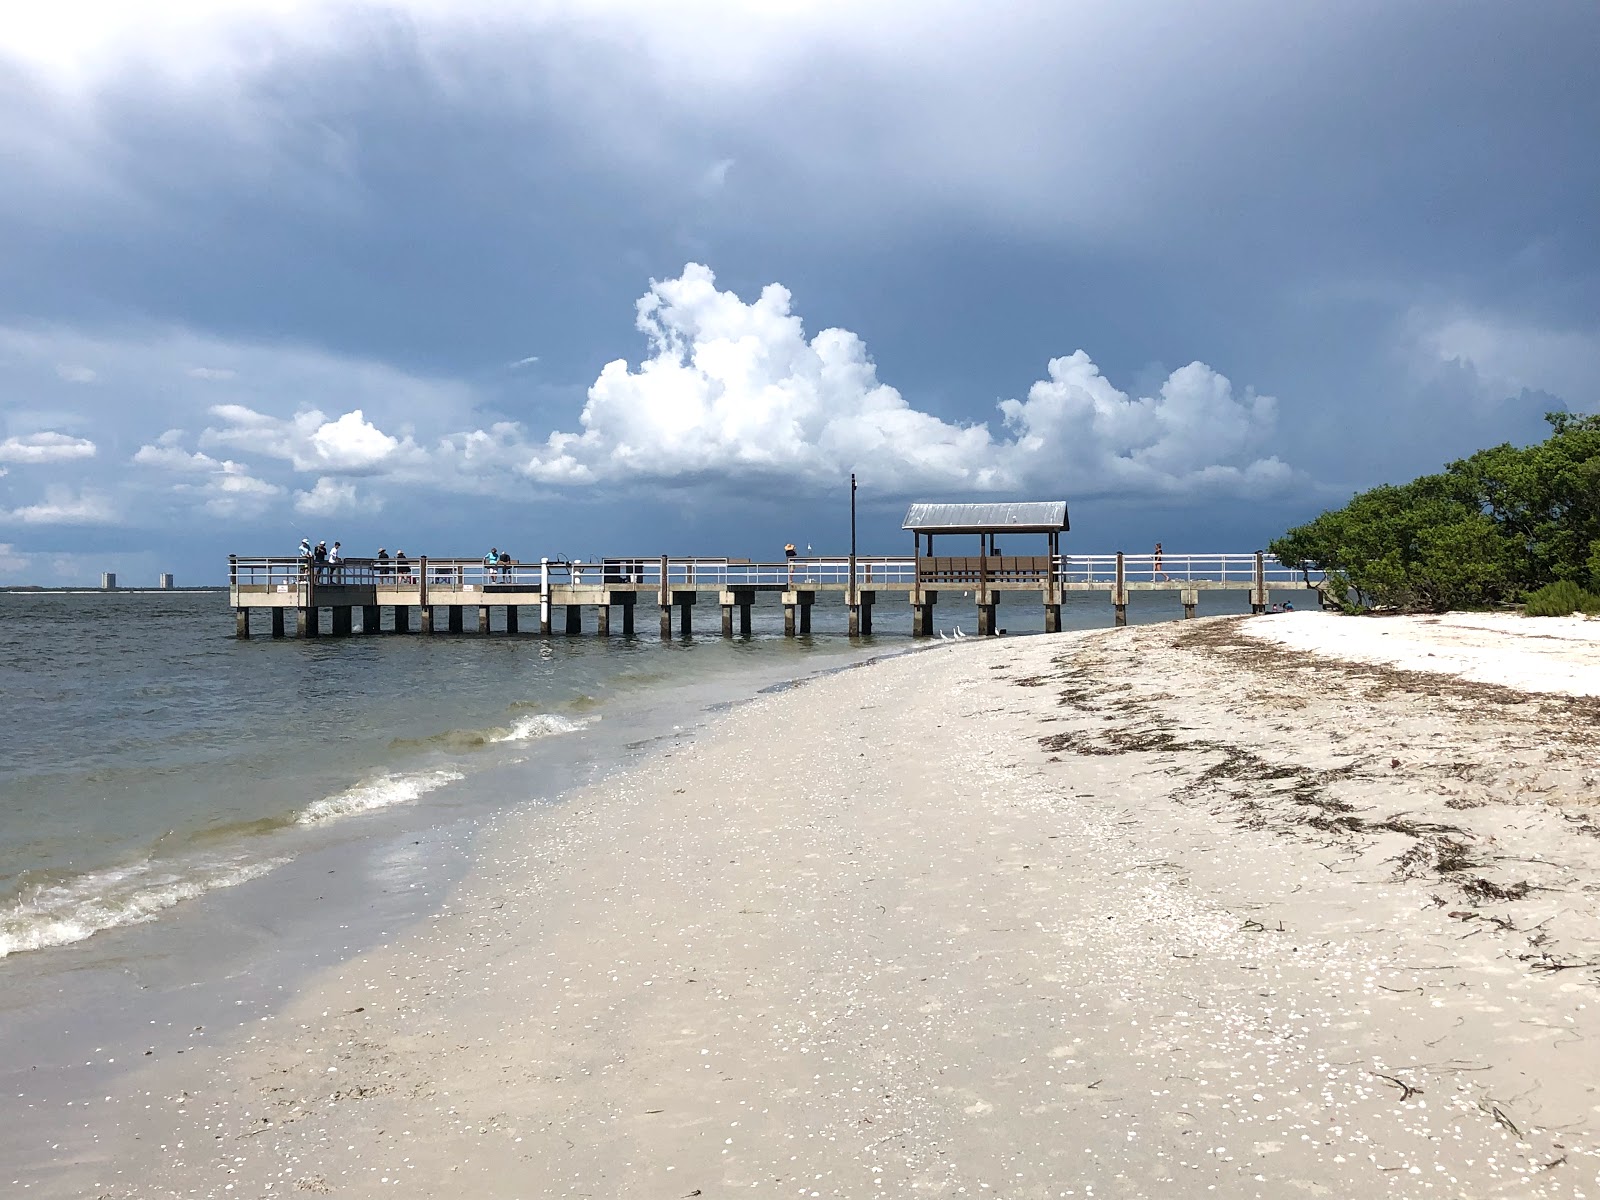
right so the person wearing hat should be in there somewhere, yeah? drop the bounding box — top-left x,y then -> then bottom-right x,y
376,547 -> 391,581
784,541 -> 797,584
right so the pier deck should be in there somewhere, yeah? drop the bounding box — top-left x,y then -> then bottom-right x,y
228,553 -> 1313,639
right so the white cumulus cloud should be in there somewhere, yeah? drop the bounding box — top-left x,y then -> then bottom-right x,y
6,486 -> 119,524
529,264 -> 1291,497
0,431 -> 98,463
294,476 -> 380,517
202,405 -> 419,474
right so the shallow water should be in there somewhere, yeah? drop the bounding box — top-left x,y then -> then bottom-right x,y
0,586 -> 1312,963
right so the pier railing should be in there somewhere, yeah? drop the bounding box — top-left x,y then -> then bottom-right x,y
230,552 -> 1308,592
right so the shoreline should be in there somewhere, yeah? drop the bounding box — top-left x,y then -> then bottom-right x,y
0,640 -> 904,1187
19,613 -> 1600,1196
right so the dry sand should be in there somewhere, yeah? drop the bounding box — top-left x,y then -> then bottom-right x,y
37,614 -> 1600,1198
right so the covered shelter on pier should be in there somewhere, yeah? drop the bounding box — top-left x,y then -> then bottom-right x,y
902,501 -> 1071,635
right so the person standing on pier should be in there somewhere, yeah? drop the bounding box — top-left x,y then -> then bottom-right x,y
395,550 -> 409,583
1153,541 -> 1167,581
485,546 -> 499,582
313,540 -> 328,581
784,542 -> 797,584
376,548 -> 391,579
328,541 -> 342,581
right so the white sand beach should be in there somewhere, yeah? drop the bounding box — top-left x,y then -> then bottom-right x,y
31,613 -> 1600,1198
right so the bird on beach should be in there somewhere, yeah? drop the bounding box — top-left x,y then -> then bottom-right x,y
954,625 -> 966,639
937,629 -> 949,640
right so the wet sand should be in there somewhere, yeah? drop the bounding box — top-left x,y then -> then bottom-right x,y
30,614 -> 1600,1198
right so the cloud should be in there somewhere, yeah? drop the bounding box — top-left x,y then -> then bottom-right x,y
56,363 -> 97,383
202,405 -> 418,473
1,266 -> 1294,527
294,476 -> 379,517
6,486 -> 120,524
0,431 -> 98,463
529,264 -> 1291,497
187,366 -> 237,380
133,436 -> 283,517
1409,310 -> 1600,411
5,2 -> 1592,264
508,355 -> 540,369
0,543 -> 28,575
192,461 -> 284,518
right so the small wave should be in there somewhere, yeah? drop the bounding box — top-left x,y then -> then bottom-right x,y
389,712 -> 592,752
491,713 -> 591,743
296,768 -> 465,826
0,855 -> 288,959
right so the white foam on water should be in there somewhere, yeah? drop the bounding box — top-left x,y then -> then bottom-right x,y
0,854 -> 289,959
490,713 -> 592,743
296,768 -> 466,826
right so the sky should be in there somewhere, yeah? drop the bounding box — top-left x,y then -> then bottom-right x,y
2,1 -> 1597,585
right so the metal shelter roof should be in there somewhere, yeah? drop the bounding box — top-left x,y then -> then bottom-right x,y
901,501 -> 1070,534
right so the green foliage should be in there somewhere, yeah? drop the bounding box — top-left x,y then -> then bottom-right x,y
1523,580 -> 1600,617
1271,411 -> 1600,612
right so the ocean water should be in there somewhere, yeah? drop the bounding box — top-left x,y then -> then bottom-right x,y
0,585 -> 1310,965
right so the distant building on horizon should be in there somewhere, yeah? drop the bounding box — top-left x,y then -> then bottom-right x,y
159,573 -> 175,589
100,572 -> 117,590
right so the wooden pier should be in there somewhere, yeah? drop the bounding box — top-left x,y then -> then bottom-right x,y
227,550 -> 1309,640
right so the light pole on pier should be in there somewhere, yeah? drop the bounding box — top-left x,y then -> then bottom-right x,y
848,473 -> 858,611
850,473 -> 857,560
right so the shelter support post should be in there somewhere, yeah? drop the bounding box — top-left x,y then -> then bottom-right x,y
912,590 -> 936,637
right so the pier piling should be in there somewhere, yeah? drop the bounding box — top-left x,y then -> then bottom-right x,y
271,608 -> 285,639
448,606 -> 463,634
362,605 -> 380,633
235,608 -> 249,639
